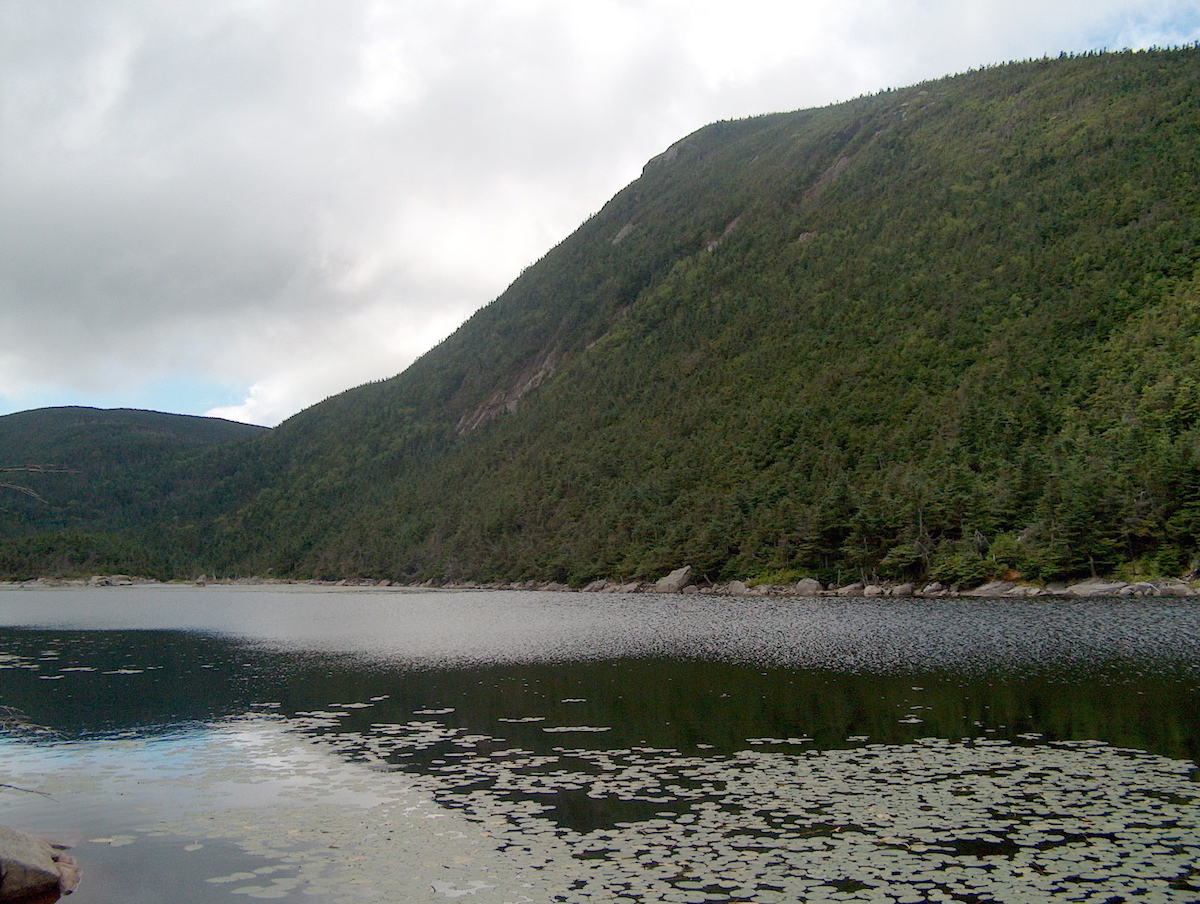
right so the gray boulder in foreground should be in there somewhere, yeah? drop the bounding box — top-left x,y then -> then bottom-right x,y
654,566 -> 693,593
0,825 -> 80,901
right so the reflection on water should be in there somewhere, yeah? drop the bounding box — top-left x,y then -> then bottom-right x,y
0,587 -> 1198,902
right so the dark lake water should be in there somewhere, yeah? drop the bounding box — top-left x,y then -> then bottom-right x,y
1,585 -> 1198,903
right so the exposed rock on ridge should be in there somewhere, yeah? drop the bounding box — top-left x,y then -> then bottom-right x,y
455,350 -> 560,434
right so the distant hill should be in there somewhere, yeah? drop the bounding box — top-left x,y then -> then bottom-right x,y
7,48 -> 1200,586
0,407 -> 265,578
0,406 -> 264,461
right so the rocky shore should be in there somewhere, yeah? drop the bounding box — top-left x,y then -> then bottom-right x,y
0,826 -> 79,902
442,570 -> 1200,598
5,568 -> 1197,598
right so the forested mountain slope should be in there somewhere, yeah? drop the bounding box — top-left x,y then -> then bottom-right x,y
9,49 -> 1200,586
0,407 -> 266,577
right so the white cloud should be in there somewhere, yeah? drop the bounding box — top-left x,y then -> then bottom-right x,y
2,0 -> 1198,426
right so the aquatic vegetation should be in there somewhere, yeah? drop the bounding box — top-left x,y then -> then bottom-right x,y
149,719 -> 1200,903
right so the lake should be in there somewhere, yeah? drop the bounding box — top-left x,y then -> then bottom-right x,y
1,585 -> 1198,903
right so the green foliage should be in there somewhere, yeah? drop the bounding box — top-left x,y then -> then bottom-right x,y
927,541 -> 991,588
746,569 -> 806,588
11,50 -> 1200,586
0,531 -> 171,581
0,407 -> 266,577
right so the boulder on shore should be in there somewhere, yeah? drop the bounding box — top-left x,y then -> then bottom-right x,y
726,580 -> 749,595
794,578 -> 823,596
961,580 -> 1016,597
1155,580 -> 1195,597
1003,585 -> 1045,597
1065,578 -> 1128,597
87,574 -> 133,587
654,566 -> 693,593
835,582 -> 865,596
0,825 -> 80,902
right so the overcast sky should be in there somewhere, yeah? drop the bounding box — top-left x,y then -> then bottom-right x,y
3,1 -> 1199,426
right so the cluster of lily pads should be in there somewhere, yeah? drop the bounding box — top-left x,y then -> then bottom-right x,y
3,633 -> 1199,902
3,697 -> 1197,902
226,700 -> 1200,903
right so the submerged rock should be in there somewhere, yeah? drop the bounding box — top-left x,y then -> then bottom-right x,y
0,825 -> 80,902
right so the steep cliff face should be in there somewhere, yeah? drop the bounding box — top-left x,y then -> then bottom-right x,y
8,49 -> 1200,586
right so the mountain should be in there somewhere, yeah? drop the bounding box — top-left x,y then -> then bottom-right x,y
7,48 -> 1200,586
0,407 -> 266,578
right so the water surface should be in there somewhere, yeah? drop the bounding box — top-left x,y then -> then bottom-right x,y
1,586 -> 1197,903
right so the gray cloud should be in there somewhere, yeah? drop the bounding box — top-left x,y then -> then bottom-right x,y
3,0 -> 1198,424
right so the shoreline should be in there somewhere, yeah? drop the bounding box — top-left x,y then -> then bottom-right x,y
3,573 -> 1197,599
